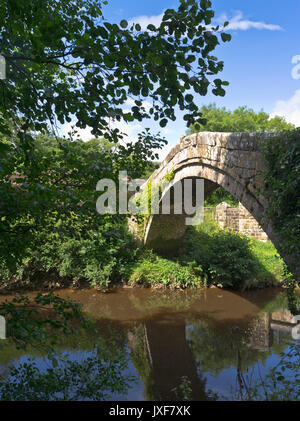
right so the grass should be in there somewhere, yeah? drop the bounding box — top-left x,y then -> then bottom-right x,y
246,238 -> 285,289
129,250 -> 205,289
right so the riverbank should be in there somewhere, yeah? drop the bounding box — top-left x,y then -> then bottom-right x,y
0,274 -> 290,296
0,220 -> 287,293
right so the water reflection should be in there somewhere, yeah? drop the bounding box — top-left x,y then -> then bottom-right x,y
128,319 -> 214,400
126,311 -> 295,400
0,287 -> 298,400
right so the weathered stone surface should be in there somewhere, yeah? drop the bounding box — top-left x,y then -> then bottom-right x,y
0,316 -> 6,340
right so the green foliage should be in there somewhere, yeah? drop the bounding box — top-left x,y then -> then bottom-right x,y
188,103 -> 295,134
142,161 -> 160,179
0,0 -> 233,292
246,238 -> 285,288
163,169 -> 175,183
0,130 -> 149,285
261,129 -> 300,259
1,0 -> 233,279
205,187 -> 239,207
0,0 -> 230,144
133,171 -> 176,234
260,129 -> 300,309
129,251 -> 204,289
285,271 -> 299,315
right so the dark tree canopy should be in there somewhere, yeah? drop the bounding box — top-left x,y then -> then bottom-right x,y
0,0 -> 231,145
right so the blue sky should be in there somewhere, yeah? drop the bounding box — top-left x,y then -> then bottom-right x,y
65,0 -> 300,159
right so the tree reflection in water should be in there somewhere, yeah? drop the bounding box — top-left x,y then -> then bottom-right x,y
0,344 -> 134,401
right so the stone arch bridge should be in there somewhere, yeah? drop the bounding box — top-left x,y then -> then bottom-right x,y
130,132 -> 299,281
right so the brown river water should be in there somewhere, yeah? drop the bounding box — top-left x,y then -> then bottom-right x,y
0,287 -> 299,400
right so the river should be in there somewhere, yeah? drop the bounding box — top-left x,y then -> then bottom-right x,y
0,287 -> 299,401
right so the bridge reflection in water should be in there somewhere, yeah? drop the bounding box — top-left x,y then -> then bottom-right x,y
127,309 -> 296,401
128,319 -> 211,400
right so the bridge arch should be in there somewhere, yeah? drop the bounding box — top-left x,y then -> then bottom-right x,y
131,132 -> 299,280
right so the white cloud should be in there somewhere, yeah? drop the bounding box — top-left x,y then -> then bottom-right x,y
61,119 -> 143,143
270,89 -> 300,126
62,123 -> 94,141
216,11 -> 282,31
128,9 -> 282,33
128,12 -> 164,31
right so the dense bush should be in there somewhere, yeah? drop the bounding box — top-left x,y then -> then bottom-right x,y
0,213 -> 284,291
181,220 -> 280,289
182,224 -> 253,288
0,219 -> 136,290
260,129 -> 300,306
0,131 -> 154,290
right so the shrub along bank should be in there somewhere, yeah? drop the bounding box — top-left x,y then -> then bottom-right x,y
0,217 -> 285,292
